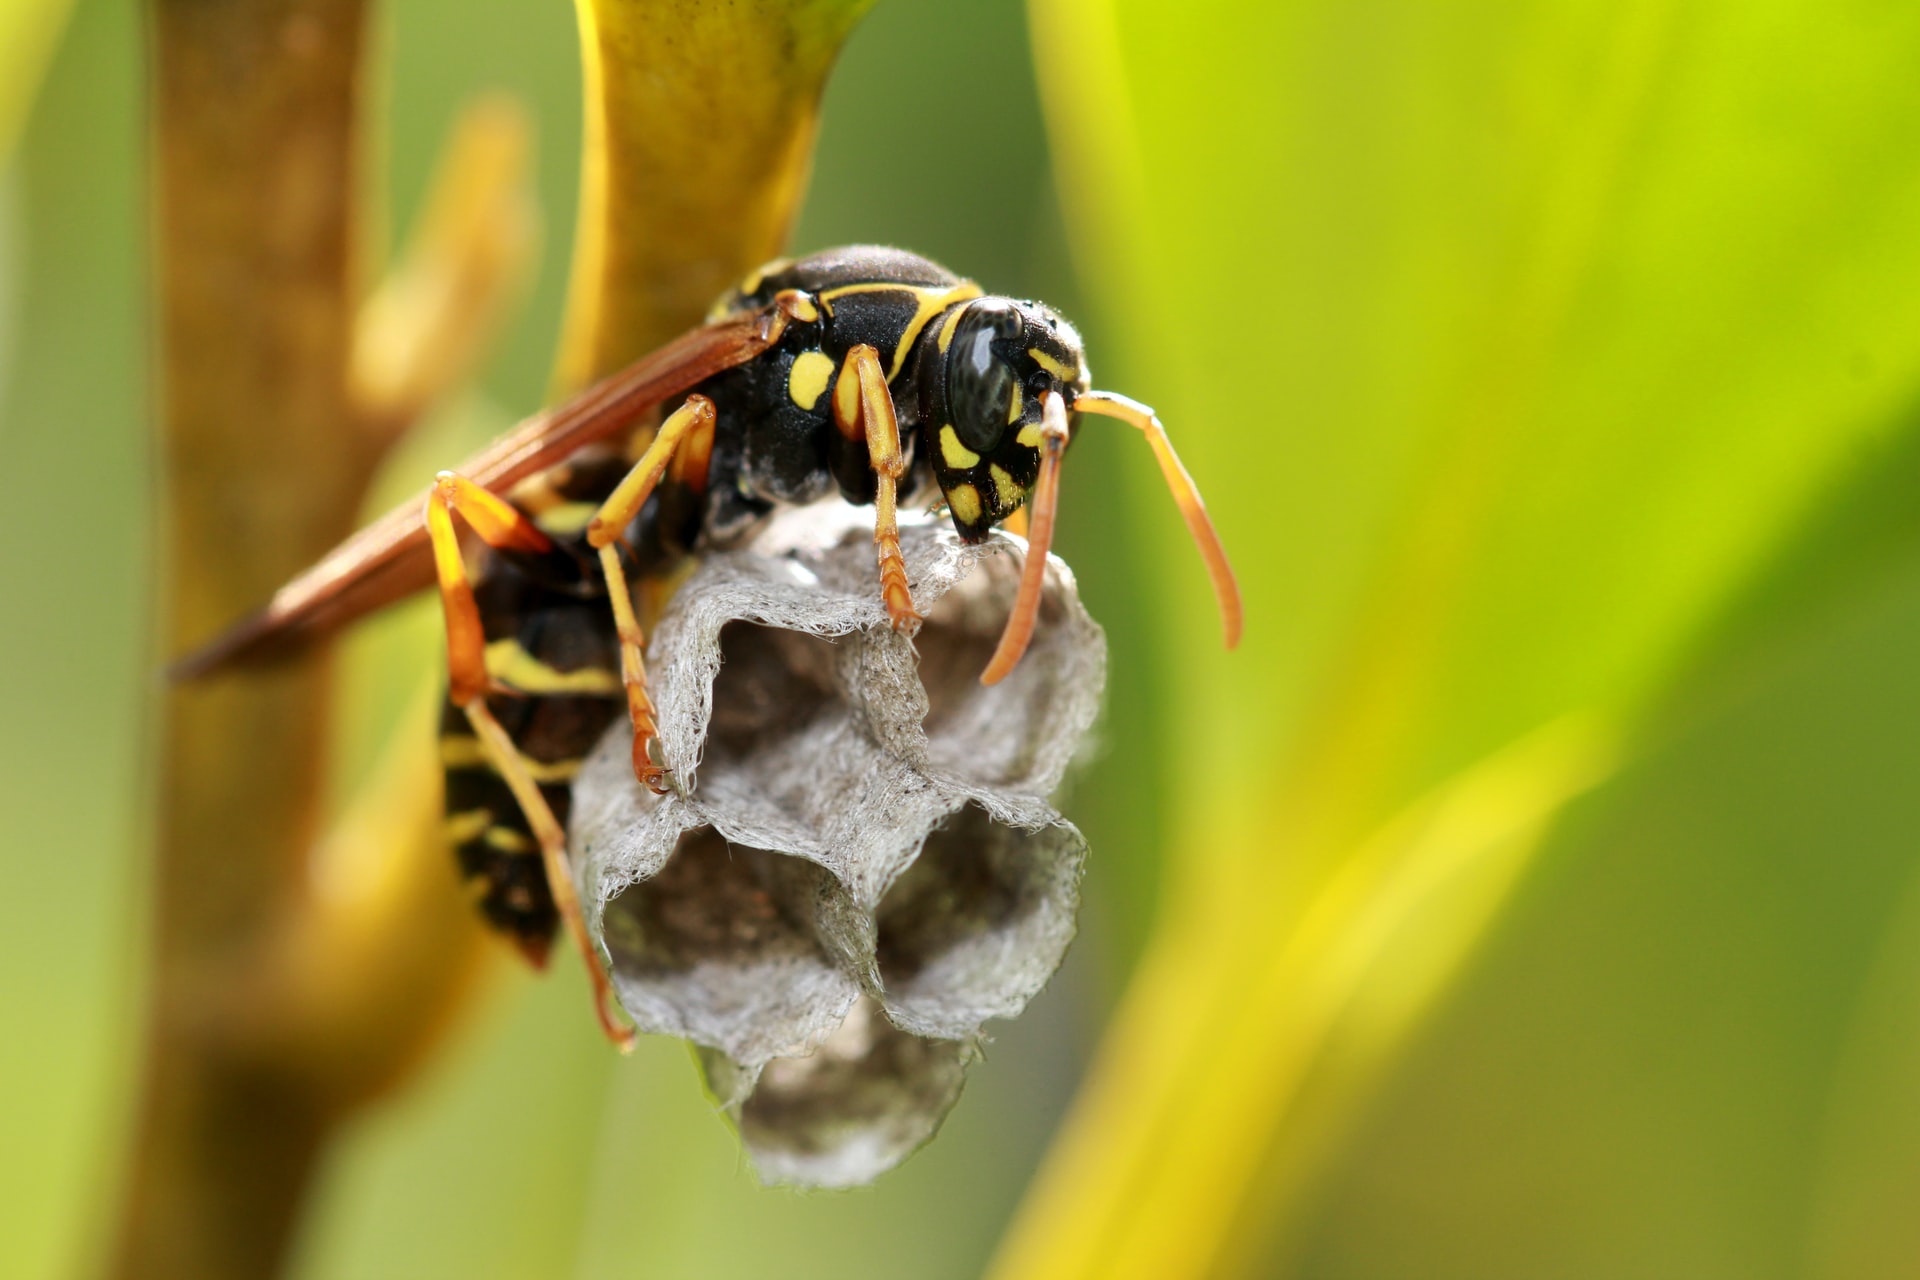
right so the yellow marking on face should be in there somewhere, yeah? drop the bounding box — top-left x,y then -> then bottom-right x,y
1016,423 -> 1044,448
531,501 -> 599,538
947,482 -> 983,525
939,425 -> 981,470
441,734 -> 585,783
937,305 -> 967,354
484,825 -> 538,854
787,349 -> 834,412
818,281 -> 985,378
483,639 -> 623,696
990,464 -> 1024,510
1007,381 -> 1024,424
1028,347 -> 1075,382
445,808 -> 493,845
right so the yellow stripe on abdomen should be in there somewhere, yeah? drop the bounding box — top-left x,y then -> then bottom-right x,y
482,639 -> 622,696
441,734 -> 586,784
445,808 -> 494,845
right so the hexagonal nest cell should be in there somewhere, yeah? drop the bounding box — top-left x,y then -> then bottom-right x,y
722,997 -> 973,1189
875,803 -> 1086,1040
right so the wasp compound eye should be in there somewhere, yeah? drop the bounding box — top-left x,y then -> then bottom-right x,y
946,300 -> 1024,454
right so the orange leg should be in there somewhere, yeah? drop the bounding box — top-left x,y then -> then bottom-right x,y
586,395 -> 717,794
425,471 -> 552,703
463,699 -> 634,1052
423,473 -> 634,1050
833,343 -> 920,630
982,391 -> 1070,685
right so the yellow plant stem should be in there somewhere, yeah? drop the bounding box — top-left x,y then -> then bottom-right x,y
558,0 -> 876,384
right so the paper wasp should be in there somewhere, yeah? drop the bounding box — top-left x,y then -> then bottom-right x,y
177,246 -> 1242,1048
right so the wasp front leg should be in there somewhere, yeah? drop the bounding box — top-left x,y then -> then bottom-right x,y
834,343 -> 921,630
425,473 -> 636,1051
585,394 -> 717,795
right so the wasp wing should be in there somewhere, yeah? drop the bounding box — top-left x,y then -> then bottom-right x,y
171,313 -> 774,680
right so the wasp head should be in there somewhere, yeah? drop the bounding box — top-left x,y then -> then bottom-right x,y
920,297 -> 1089,542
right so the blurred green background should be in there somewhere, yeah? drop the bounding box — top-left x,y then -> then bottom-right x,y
7,0 -> 1920,1278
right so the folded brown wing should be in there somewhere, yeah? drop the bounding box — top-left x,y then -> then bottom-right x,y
171,313 -> 773,680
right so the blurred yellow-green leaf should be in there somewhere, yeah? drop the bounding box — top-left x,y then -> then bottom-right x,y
999,0 -> 1920,1276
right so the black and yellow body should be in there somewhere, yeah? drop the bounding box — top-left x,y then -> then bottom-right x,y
702,245 -> 1090,540
442,245 -> 1094,960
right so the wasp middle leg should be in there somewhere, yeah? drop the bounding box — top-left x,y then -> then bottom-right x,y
584,394 -> 717,794
834,343 -> 921,631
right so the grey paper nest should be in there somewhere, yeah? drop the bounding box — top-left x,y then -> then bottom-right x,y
571,505 -> 1106,1187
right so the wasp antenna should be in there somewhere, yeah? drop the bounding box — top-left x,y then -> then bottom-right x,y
1072,389 -> 1243,650
982,391 -> 1071,685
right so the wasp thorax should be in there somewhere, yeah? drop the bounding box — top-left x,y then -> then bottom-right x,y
924,297 -> 1090,543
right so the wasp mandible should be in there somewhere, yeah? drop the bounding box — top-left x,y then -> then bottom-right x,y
179,246 -> 1242,1048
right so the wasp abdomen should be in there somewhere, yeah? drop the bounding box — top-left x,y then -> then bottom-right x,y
441,561 -> 625,960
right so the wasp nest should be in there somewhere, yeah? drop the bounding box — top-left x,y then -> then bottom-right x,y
571,505 -> 1105,1187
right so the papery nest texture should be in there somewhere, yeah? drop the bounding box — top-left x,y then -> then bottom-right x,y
571,505 -> 1106,1187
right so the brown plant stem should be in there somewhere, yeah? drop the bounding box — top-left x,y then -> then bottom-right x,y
113,1 -> 376,1275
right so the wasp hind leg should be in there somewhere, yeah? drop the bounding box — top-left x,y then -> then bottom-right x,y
584,394 -> 717,795
834,343 -> 921,631
425,472 -> 636,1051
